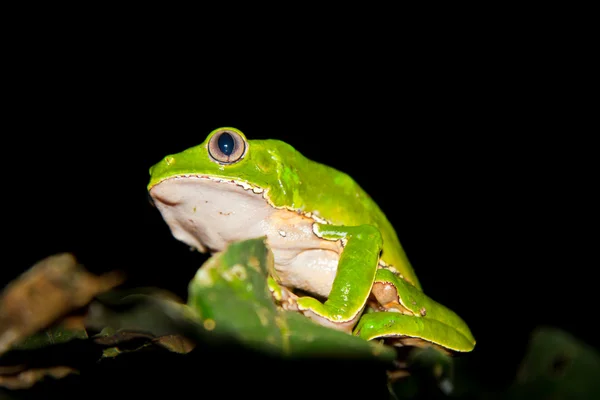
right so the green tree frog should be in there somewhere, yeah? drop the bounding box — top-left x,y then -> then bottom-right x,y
148,127 -> 475,354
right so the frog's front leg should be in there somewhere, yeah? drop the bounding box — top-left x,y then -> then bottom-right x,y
296,223 -> 382,333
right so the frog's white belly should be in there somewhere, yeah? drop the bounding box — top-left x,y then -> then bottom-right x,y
149,177 -> 342,298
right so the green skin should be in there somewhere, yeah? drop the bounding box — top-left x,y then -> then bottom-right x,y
148,127 -> 475,353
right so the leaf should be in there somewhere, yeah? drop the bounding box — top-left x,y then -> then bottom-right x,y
0,253 -> 124,355
85,287 -> 196,338
0,244 -> 396,393
388,346 -> 456,398
506,326 -> 600,399
0,253 -> 123,390
0,320 -> 93,390
84,288 -> 199,357
187,237 -> 396,363
0,365 -> 77,390
92,329 -> 195,358
153,334 -> 195,354
10,318 -> 88,351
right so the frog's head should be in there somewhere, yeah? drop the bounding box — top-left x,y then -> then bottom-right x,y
148,127 -> 286,191
147,127 -> 299,253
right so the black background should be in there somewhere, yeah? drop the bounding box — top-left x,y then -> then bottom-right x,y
1,20 -> 595,397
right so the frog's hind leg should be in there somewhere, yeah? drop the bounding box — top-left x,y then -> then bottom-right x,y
296,223 -> 383,333
364,268 -> 476,353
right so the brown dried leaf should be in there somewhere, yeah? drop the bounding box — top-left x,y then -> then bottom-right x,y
93,330 -> 195,357
93,330 -> 155,347
153,334 -> 196,354
0,253 -> 124,355
0,366 -> 77,390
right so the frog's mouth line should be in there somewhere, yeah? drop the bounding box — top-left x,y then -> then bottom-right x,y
151,174 -> 265,194
149,174 -> 267,207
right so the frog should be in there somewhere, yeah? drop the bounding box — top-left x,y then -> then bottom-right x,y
147,127 -> 475,354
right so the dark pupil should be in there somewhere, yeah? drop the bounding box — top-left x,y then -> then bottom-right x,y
218,132 -> 234,156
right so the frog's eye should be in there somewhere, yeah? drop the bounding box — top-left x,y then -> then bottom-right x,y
208,129 -> 247,164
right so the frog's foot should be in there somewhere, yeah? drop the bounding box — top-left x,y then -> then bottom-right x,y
371,268 -> 432,317
267,276 -> 300,311
379,300 -> 416,315
279,287 -> 301,312
297,297 -> 363,333
294,223 -> 383,333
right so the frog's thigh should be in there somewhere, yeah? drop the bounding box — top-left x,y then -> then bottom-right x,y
297,223 -> 383,333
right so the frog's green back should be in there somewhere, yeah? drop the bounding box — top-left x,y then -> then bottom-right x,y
259,140 -> 421,290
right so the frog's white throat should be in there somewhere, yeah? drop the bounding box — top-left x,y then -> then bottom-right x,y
149,176 -> 274,253
149,176 -> 342,299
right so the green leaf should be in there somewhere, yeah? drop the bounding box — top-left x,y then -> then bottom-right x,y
188,237 -> 396,363
11,323 -> 88,351
506,326 -> 600,399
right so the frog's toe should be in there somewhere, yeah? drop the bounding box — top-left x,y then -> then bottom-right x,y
297,297 -> 362,333
300,307 -> 361,333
